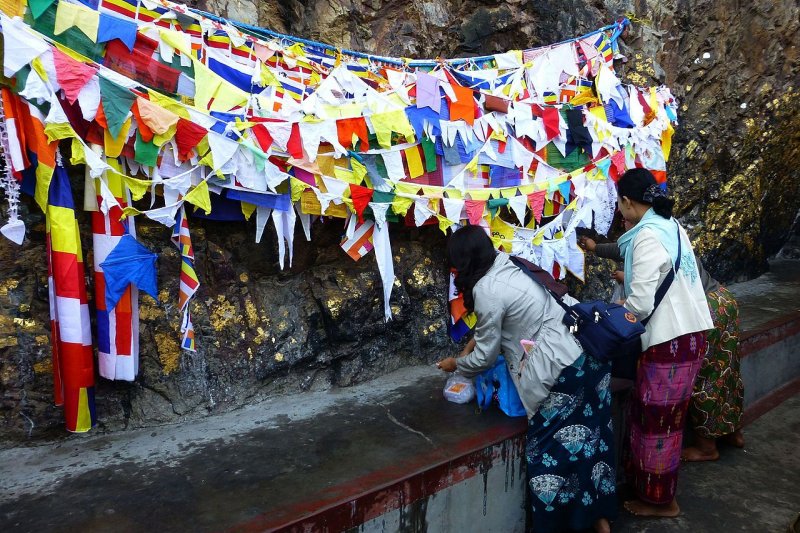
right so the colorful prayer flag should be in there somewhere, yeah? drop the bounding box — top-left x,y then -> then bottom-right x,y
171,205 -> 199,351
47,161 -> 95,432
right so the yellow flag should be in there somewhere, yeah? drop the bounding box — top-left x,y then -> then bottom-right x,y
123,176 -> 152,201
391,195 -> 414,216
351,158 -> 367,185
183,181 -> 211,215
34,164 -> 54,213
436,214 -> 454,234
160,29 -> 192,56
289,177 -> 307,202
241,201 -> 256,220
44,122 -> 75,143
54,1 -> 99,41
121,206 -> 142,219
661,122 -> 674,162
468,189 -> 491,201
404,146 -> 424,179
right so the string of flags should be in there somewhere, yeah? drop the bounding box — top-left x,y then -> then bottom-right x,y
0,0 -> 678,431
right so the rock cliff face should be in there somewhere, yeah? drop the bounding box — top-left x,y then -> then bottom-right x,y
1,0 -> 799,443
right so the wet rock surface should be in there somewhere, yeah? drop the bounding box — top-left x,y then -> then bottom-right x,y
2,0 -> 800,441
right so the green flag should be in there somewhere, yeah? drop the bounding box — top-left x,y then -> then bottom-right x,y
99,76 -> 136,139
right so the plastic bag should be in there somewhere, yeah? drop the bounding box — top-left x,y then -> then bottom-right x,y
475,355 -> 527,417
443,374 -> 475,404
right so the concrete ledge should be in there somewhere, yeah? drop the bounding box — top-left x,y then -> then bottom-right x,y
740,310 -> 800,406
259,309 -> 800,532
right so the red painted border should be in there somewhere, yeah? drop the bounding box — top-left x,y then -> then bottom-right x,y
228,420 -> 527,533
740,310 -> 800,357
742,376 -> 800,427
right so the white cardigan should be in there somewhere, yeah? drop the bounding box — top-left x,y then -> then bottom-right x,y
625,226 -> 714,349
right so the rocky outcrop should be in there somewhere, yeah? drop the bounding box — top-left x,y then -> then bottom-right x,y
1,0 -> 799,443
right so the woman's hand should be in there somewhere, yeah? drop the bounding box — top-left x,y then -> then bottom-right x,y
613,270 -> 625,284
578,236 -> 596,252
436,357 -> 458,372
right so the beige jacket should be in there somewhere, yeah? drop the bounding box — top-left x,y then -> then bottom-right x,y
456,252 -> 583,417
625,226 -> 714,348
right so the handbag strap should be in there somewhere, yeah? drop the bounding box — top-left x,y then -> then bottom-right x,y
641,220 -> 682,326
509,219 -> 684,326
508,256 -> 579,321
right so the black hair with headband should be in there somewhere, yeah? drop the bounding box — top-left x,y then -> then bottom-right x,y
617,168 -> 674,219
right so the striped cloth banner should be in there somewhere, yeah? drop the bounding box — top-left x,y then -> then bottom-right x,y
92,157 -> 139,381
171,205 -> 199,351
47,161 -> 96,433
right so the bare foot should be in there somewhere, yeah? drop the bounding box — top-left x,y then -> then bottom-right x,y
724,430 -> 745,448
681,445 -> 720,462
594,518 -> 611,533
624,498 -> 680,517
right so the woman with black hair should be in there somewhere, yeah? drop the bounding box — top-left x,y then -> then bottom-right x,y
437,225 -> 617,533
614,168 -> 713,517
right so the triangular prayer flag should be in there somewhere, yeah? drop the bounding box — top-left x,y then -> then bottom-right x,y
134,131 -> 159,167
351,157 -> 368,185
436,214 -> 454,234
54,0 -> 99,41
28,0 -> 57,19
448,79 -> 476,126
487,198 -> 509,219
465,199 -> 486,225
542,107 -> 561,141
558,181 -> 572,203
99,77 -> 135,139
97,13 -> 138,51
349,183 -> 373,223
184,181 -> 211,215
175,118 -> 208,161
527,190 -> 547,224
507,195 -> 528,225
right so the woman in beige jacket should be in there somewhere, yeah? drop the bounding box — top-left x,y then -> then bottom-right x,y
437,225 -> 617,533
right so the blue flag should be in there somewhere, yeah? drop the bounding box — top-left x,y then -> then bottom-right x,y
100,234 -> 158,310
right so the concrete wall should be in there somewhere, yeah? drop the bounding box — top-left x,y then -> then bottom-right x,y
740,314 -> 800,407
354,437 -> 526,533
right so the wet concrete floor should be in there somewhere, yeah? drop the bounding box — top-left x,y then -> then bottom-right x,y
615,393 -> 800,533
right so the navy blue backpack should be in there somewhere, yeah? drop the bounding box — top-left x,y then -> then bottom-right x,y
508,225 -> 681,364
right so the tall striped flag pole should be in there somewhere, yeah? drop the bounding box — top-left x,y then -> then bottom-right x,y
90,152 -> 140,381
171,205 -> 199,351
47,155 -> 96,432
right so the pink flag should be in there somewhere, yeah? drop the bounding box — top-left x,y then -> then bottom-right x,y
53,48 -> 97,105
527,191 -> 547,224
465,199 -> 486,226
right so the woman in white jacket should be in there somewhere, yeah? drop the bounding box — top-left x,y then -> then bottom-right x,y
615,169 -> 713,518
437,226 -> 617,533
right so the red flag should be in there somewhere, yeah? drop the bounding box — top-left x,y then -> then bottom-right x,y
349,184 -> 373,223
